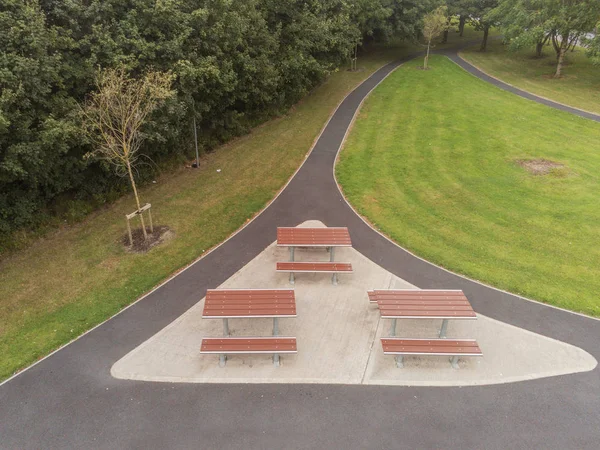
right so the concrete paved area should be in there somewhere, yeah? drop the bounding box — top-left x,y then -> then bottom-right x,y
2,46 -> 600,450
112,221 -> 595,386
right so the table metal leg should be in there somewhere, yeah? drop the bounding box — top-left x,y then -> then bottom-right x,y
289,272 -> 295,285
329,246 -> 335,262
331,273 -> 338,285
389,318 -> 397,337
289,247 -> 295,262
219,354 -> 227,367
395,355 -> 404,368
223,318 -> 230,336
439,319 -> 448,338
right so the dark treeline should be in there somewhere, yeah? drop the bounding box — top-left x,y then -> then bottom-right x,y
0,0 -> 436,234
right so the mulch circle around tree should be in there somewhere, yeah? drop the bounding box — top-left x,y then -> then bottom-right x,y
122,225 -> 174,253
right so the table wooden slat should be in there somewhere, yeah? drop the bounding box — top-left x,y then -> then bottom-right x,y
277,227 -> 352,247
370,289 -> 476,319
203,289 -> 297,318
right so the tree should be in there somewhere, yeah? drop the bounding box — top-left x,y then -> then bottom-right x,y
81,67 -> 174,240
468,0 -> 499,51
489,0 -> 600,76
585,24 -> 600,65
422,6 -> 448,69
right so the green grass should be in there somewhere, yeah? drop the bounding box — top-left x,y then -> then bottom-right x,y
460,39 -> 600,114
0,41 -> 430,381
337,55 -> 600,317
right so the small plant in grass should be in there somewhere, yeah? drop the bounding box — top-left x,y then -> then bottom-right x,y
81,67 -> 174,242
422,6 -> 448,69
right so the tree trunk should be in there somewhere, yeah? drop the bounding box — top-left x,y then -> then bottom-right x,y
459,16 -> 466,36
126,159 -> 148,240
480,25 -> 490,52
551,32 -> 560,59
535,41 -> 543,57
424,41 -> 431,69
442,29 -> 449,44
554,34 -> 569,78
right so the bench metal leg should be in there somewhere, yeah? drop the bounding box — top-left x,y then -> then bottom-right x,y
389,318 -> 397,337
331,273 -> 338,285
223,318 -> 230,336
272,317 -> 280,366
395,355 -> 404,368
450,355 -> 459,369
289,247 -> 295,262
329,247 -> 335,262
289,272 -> 295,285
219,354 -> 227,367
439,319 -> 448,338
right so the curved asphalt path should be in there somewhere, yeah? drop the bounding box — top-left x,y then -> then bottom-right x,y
2,47 -> 600,450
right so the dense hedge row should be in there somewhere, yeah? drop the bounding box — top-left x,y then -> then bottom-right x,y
0,0 -> 435,234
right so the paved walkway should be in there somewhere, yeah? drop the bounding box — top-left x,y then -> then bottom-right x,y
1,47 -> 600,450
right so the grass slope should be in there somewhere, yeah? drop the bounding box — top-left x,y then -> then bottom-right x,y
337,55 -> 600,317
0,41 -> 426,381
460,39 -> 600,114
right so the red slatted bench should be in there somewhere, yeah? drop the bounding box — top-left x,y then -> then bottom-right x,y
368,289 -> 476,337
381,338 -> 482,368
277,227 -> 352,262
200,337 -> 297,367
276,261 -> 353,285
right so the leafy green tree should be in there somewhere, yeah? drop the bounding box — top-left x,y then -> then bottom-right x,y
467,0 -> 499,51
489,0 -> 600,76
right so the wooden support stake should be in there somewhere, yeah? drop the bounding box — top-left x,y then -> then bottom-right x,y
126,216 -> 133,246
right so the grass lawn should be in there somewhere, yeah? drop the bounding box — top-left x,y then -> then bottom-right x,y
460,39 -> 600,114
336,55 -> 600,317
0,41 -> 433,381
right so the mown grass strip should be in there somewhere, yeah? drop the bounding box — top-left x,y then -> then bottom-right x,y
337,55 -> 600,317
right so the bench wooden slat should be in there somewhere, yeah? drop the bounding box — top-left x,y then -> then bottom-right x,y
201,337 -> 297,354
381,338 -> 482,356
276,262 -> 353,273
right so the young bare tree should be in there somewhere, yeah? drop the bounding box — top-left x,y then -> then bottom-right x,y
422,6 -> 448,69
81,67 -> 174,240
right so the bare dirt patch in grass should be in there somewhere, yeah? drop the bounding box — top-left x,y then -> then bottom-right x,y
122,225 -> 174,253
516,158 -> 565,176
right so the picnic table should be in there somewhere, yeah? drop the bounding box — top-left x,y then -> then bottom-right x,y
277,227 -> 352,262
202,289 -> 297,366
368,289 -> 476,337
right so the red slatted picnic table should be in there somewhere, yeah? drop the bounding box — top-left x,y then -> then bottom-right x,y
203,289 -> 296,337
368,289 -> 477,337
277,227 -> 352,262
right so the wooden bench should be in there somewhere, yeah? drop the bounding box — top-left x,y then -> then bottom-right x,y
200,337 -> 297,367
381,338 -> 482,369
277,262 -> 353,285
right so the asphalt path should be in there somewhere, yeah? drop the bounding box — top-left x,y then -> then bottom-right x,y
1,47 -> 599,450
